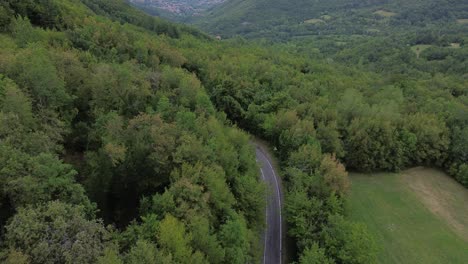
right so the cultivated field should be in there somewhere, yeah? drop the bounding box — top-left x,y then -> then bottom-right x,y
348,168 -> 468,264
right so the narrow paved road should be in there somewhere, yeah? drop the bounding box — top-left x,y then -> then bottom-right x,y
256,144 -> 283,264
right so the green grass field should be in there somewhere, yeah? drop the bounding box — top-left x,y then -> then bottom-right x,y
303,18 -> 325,24
374,10 -> 397,18
348,168 -> 468,264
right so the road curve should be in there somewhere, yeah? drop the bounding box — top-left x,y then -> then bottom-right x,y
256,144 -> 283,264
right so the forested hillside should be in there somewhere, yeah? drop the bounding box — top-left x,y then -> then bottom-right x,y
0,1 -> 264,263
0,0 -> 466,263
195,0 -> 468,39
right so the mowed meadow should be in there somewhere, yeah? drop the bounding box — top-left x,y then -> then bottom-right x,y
348,168 -> 468,264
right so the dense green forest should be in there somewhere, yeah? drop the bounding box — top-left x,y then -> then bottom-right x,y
0,0 -> 466,263
0,1 -> 265,263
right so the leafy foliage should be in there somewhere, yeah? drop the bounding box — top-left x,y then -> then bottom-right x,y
4,201 -> 110,264
0,1 -> 263,263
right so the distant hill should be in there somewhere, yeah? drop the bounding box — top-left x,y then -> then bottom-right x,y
193,0 -> 468,39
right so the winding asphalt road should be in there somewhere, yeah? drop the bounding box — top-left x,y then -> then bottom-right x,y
256,144 -> 283,264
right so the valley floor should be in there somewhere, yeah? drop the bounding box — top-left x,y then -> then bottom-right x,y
348,168 -> 468,264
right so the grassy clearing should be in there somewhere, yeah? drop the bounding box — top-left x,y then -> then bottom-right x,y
303,18 -> 325,24
374,10 -> 397,17
411,44 -> 432,58
366,28 -> 380,34
348,169 -> 468,264
336,41 -> 347,46
450,43 -> 461,48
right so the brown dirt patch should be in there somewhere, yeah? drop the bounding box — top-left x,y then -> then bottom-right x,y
401,167 -> 468,241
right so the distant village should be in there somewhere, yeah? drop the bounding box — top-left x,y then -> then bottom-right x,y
129,0 -> 226,15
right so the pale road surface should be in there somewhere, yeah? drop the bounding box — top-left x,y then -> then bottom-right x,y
256,144 -> 283,264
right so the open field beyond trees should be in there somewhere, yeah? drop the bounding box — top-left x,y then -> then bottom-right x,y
348,168 -> 468,264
